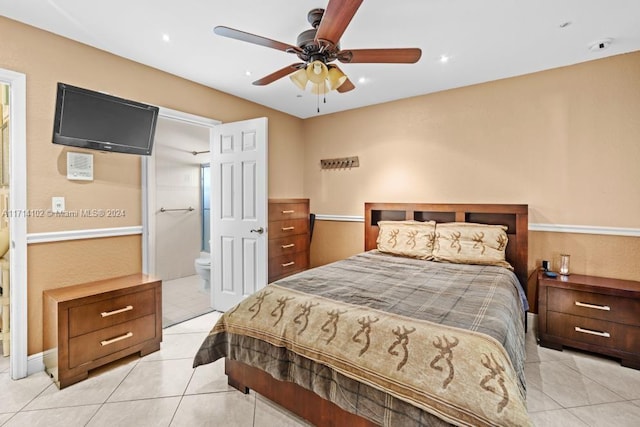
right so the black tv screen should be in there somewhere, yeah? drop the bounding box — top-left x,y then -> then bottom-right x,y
52,83 -> 159,155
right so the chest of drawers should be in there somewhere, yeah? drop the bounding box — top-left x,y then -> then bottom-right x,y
43,274 -> 162,388
268,198 -> 310,282
538,272 -> 640,369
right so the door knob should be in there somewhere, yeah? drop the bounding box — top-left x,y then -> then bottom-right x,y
250,227 -> 264,234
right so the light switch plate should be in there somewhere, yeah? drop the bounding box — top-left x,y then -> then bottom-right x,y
52,196 -> 65,213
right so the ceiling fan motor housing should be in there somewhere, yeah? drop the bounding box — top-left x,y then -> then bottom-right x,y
297,8 -> 325,50
297,28 -> 318,50
297,9 -> 341,65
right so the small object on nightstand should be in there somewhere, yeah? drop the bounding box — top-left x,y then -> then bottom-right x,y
559,254 -> 571,275
544,271 -> 558,278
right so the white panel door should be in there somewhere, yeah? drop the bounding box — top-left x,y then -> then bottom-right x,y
210,118 -> 268,311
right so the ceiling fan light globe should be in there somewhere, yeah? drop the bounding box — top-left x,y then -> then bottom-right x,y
306,60 -> 328,84
289,68 -> 308,90
310,81 -> 329,95
327,67 -> 347,90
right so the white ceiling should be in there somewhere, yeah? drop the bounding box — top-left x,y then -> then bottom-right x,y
2,0 -> 639,119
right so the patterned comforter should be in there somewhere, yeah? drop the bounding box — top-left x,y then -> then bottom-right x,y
193,251 -> 532,426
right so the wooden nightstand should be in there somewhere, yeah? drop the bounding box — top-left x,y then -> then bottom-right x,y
538,272 -> 640,369
43,274 -> 162,388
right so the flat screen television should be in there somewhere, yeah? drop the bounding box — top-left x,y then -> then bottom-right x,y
52,83 -> 159,155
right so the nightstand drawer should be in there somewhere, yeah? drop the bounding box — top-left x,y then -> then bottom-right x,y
547,312 -> 638,353
68,289 -> 156,337
68,314 -> 157,369
269,219 -> 309,239
269,234 -> 309,258
548,287 -> 640,326
269,202 -> 308,221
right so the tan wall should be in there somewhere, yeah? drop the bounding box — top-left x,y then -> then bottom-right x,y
305,52 -> 640,311
27,236 -> 142,354
0,17 -> 305,355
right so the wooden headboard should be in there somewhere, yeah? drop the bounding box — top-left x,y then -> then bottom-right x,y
364,203 -> 529,288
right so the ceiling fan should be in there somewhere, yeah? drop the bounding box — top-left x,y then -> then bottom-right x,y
213,0 -> 422,96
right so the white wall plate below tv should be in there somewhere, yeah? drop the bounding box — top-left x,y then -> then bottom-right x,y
67,152 -> 93,181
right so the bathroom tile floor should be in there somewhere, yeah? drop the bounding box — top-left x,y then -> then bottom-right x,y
162,275 -> 214,328
2,313 -> 640,426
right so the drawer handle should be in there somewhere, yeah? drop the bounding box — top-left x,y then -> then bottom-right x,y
281,261 -> 295,267
575,301 -> 611,311
100,332 -> 134,346
281,243 -> 295,249
282,210 -> 295,214
575,326 -> 610,338
281,226 -> 295,231
101,305 -> 134,317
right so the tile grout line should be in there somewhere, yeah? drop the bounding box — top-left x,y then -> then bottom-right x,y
82,358 -> 141,426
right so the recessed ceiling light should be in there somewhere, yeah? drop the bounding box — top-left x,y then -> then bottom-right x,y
589,38 -> 613,52
358,77 -> 367,84
245,70 -> 252,77
439,55 -> 450,63
162,34 -> 171,42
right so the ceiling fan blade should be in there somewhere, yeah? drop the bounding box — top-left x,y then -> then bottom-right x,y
336,77 -> 355,93
252,63 -> 304,86
315,0 -> 363,46
214,26 -> 301,53
338,48 -> 422,64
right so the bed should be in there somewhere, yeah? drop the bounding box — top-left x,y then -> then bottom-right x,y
194,202 -> 531,426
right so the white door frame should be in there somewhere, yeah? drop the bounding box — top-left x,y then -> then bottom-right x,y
141,107 -> 220,276
0,68 -> 28,379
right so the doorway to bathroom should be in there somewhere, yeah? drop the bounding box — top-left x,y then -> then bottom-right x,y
150,114 -> 217,327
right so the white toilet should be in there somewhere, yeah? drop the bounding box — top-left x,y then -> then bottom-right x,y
194,255 -> 211,290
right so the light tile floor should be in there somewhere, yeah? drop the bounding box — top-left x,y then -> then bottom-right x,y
1,313 -> 640,426
162,275 -> 214,328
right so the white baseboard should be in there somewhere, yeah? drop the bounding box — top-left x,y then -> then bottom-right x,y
27,351 -> 45,376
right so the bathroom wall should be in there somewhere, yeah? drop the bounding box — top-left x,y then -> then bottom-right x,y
154,117 -> 210,281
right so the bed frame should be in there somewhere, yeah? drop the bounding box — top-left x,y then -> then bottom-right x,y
226,202 -> 529,427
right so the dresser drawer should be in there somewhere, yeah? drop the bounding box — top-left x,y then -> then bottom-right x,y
269,202 -> 308,221
68,314 -> 157,369
269,234 -> 309,259
269,218 -> 309,239
68,289 -> 156,337
269,251 -> 309,282
547,287 -> 640,326
547,311 -> 638,353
